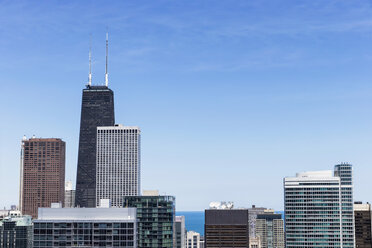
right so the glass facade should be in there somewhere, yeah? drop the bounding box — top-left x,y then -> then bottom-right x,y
284,164 -> 354,248
33,221 -> 135,247
124,195 -> 175,248
0,216 -> 33,248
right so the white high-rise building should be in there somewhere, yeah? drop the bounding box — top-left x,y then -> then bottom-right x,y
186,231 -> 201,248
284,163 -> 354,248
175,216 -> 186,248
64,181 -> 75,208
96,125 -> 140,207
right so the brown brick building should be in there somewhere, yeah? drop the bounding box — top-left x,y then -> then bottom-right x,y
19,137 -> 65,218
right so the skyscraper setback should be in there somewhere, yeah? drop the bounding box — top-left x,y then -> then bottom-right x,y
75,85 -> 115,207
19,137 -> 65,218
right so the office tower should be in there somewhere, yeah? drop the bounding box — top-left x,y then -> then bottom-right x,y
205,204 -> 250,248
124,190 -> 176,248
354,202 -> 372,248
20,137 -> 65,218
75,84 -> 115,208
176,216 -> 186,248
248,205 -> 267,238
64,181 -> 75,208
0,215 -> 33,248
96,125 -> 141,207
255,210 -> 284,248
33,207 -> 137,248
186,231 -> 201,248
284,163 -> 355,248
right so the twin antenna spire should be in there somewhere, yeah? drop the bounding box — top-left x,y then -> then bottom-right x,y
88,32 -> 109,87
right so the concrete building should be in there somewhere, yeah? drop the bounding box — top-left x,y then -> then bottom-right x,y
33,207 -> 137,247
64,181 -> 75,208
176,216 -> 186,248
124,190 -> 175,248
284,163 -> 355,248
96,125 -> 141,207
248,205 -> 266,238
0,215 -> 33,248
205,205 -> 249,248
20,137 -> 65,218
255,210 -> 284,248
249,237 -> 261,248
354,202 -> 372,248
187,231 -> 201,248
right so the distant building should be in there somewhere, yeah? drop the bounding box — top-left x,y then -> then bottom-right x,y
200,236 -> 204,248
354,202 -> 372,248
20,137 -> 65,218
249,237 -> 261,248
124,190 -> 175,248
33,207 -> 137,248
205,206 -> 249,248
176,216 -> 186,248
75,85 -> 115,208
248,205 -> 266,238
96,125 -> 141,207
255,210 -> 284,248
284,163 -> 354,248
187,231 -> 201,248
64,181 -> 75,208
0,215 -> 33,248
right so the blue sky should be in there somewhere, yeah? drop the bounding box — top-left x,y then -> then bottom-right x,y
1,0 -> 372,210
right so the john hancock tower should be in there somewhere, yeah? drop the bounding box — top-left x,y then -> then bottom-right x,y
75,34 -> 115,207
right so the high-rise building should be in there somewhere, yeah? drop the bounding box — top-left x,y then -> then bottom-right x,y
124,190 -> 176,248
205,207 -> 250,248
255,210 -> 284,248
248,205 -> 266,238
284,163 -> 354,248
33,207 -> 137,248
176,216 -> 186,248
354,202 -> 372,248
75,85 -> 115,208
96,125 -> 140,207
64,181 -> 75,208
249,237 -> 261,248
0,215 -> 33,248
20,137 -> 65,218
187,231 -> 201,248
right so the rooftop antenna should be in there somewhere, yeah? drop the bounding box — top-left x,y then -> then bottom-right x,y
88,34 -> 92,86
105,30 -> 109,87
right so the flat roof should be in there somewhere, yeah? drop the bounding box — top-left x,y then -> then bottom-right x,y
36,208 -> 136,221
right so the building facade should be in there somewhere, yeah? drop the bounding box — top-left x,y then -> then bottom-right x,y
20,137 -> 65,218
204,209 -> 249,248
124,191 -> 175,248
0,215 -> 33,248
96,125 -> 141,207
255,210 -> 284,248
354,202 -> 372,248
176,216 -> 186,248
248,205 -> 267,239
284,163 -> 354,248
186,231 -> 201,248
64,181 -> 75,208
75,85 -> 115,208
33,207 -> 136,248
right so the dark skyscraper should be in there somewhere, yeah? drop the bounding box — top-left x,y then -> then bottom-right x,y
75,85 -> 115,207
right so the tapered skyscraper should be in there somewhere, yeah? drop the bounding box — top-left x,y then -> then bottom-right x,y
75,34 -> 115,207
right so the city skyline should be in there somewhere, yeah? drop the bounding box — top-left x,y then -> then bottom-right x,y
1,0 -> 372,211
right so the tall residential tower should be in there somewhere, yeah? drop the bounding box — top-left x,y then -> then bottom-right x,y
20,137 -> 65,218
96,125 -> 141,207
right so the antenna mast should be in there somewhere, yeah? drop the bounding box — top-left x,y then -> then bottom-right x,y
88,34 -> 92,86
105,31 -> 109,87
